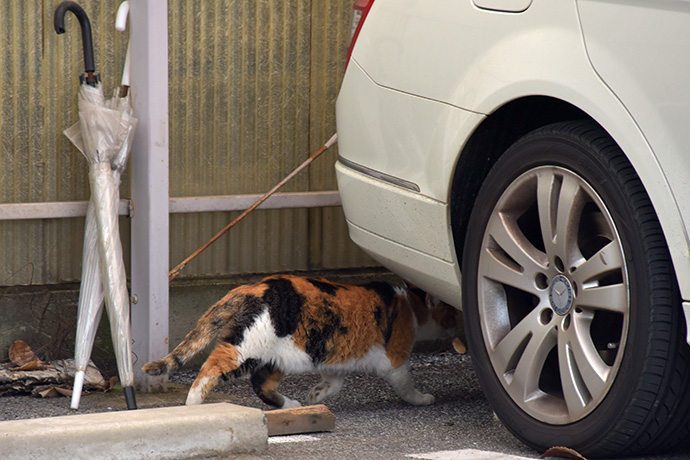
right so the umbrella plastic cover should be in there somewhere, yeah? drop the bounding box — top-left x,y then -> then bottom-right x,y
65,82 -> 137,409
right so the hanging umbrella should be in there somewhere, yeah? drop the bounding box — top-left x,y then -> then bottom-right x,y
55,1 -> 138,410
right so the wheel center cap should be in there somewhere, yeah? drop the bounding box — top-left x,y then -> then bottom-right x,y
549,275 -> 574,316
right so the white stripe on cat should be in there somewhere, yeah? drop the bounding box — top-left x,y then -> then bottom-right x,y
236,310 -> 313,373
316,345 -> 393,374
186,376 -> 211,405
236,310 -> 399,376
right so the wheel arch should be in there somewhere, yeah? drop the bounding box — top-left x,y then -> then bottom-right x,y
449,95 -> 690,345
450,96 -> 589,264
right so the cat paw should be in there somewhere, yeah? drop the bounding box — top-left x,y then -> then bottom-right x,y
185,389 -> 203,405
409,393 -> 435,406
281,398 -> 302,409
142,360 -> 168,376
305,383 -> 329,405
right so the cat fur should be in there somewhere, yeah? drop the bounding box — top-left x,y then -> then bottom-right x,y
142,274 -> 457,408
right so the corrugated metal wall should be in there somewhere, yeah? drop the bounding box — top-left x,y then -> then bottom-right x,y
0,0 -> 373,286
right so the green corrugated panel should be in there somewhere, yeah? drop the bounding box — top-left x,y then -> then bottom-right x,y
308,0 -> 373,269
168,0 -> 316,277
167,0 -> 373,277
1,0 -> 373,286
1,1 -> 128,285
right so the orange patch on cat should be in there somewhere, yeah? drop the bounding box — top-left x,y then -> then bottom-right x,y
385,296 -> 416,368
199,342 -> 241,377
409,293 -> 430,326
235,282 -> 270,297
261,369 -> 285,393
287,277 -> 385,363
432,305 -> 456,331
326,287 -> 386,363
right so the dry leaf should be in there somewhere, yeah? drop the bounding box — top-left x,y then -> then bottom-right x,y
8,341 -> 50,371
9,360 -> 52,372
37,386 -> 59,398
106,376 -> 120,391
36,385 -> 73,398
452,337 -> 467,354
55,386 -> 73,397
9,341 -> 38,367
541,446 -> 588,460
12,361 -> 54,372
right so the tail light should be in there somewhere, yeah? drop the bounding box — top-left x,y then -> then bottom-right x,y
346,0 -> 375,70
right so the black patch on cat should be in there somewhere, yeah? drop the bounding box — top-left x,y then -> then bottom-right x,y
263,277 -> 305,338
365,282 -> 399,344
304,303 -> 348,365
409,288 -> 426,304
363,281 -> 396,307
373,306 -> 384,328
224,295 -> 265,346
229,358 -> 259,378
173,354 -> 185,370
381,306 -> 398,345
250,363 -> 282,407
306,278 -> 339,296
374,305 -> 394,344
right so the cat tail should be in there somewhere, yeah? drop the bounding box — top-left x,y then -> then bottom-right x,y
142,293 -> 241,376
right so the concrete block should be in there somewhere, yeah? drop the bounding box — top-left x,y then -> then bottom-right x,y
0,403 -> 267,460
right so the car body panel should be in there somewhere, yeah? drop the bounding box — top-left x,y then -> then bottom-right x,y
336,161 -> 463,306
336,60 -> 484,202
577,0 -> 690,286
337,0 -> 690,305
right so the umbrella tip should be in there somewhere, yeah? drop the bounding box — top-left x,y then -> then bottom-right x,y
70,370 -> 86,410
124,386 -> 138,410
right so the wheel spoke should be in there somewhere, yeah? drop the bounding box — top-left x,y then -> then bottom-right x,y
482,251 -> 532,293
483,215 -> 546,293
491,307 -> 557,401
576,284 -> 627,314
491,307 -> 540,373
538,171 -> 582,258
554,175 -> 583,257
572,240 -> 624,285
558,314 -> 610,417
489,213 -> 548,273
512,325 -> 557,402
536,171 -> 557,248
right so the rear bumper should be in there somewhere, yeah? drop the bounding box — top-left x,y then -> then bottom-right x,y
335,160 -> 462,308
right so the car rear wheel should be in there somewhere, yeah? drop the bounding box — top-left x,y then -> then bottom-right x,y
462,121 -> 690,457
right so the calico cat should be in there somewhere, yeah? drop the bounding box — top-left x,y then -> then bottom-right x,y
142,274 -> 457,408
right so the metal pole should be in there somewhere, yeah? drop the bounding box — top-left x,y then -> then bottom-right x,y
129,0 -> 169,392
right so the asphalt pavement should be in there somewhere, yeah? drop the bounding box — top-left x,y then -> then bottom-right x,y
2,351 -> 690,460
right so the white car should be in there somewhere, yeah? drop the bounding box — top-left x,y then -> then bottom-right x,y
335,0 -> 690,457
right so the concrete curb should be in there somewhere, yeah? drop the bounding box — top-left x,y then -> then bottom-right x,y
0,403 -> 268,460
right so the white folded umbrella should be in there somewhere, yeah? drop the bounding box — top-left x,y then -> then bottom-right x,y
65,81 -> 138,410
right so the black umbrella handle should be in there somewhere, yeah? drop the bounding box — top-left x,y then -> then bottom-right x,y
54,1 -> 97,86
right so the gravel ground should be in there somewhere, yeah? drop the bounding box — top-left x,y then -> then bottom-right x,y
0,351 -> 476,421
168,351 -> 536,460
0,350 -> 533,459
3,351 -> 690,460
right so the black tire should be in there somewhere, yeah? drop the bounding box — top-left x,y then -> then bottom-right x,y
461,120 -> 690,457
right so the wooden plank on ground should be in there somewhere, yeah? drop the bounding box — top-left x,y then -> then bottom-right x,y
264,404 -> 335,436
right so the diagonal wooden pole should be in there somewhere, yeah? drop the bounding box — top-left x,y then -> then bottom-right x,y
168,133 -> 338,282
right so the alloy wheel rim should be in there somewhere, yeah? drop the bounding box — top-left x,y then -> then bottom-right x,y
477,166 -> 629,425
